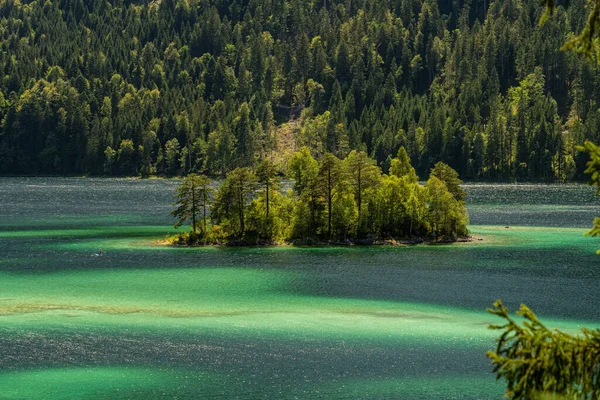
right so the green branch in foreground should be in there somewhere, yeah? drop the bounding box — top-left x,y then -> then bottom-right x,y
577,141 -> 600,253
543,0 -> 600,60
487,300 -> 600,399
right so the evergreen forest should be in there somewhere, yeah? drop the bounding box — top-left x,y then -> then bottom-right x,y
0,0 -> 598,181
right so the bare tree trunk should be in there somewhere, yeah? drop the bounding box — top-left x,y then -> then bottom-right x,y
202,190 -> 207,234
191,180 -> 196,233
266,181 -> 270,220
328,168 -> 332,239
239,188 -> 245,235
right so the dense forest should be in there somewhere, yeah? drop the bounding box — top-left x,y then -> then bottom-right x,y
0,0 -> 598,180
171,148 -> 468,244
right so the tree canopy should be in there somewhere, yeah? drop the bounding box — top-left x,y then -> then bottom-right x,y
0,0 -> 599,181
171,150 -> 468,244
171,173 -> 212,236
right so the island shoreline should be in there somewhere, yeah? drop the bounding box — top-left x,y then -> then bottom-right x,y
157,235 -> 475,248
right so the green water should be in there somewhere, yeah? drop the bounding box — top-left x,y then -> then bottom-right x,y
1,178 -> 599,399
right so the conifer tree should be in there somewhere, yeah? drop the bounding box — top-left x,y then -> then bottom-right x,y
319,153 -> 345,239
256,158 -> 279,221
214,167 -> 257,237
171,173 -> 212,235
390,146 -> 419,183
345,150 -> 381,230
430,161 -> 467,202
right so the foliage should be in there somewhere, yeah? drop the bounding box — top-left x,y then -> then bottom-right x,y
430,161 -> 467,202
543,0 -> 600,59
253,158 -> 282,239
211,167 -> 257,238
425,176 -> 469,238
390,147 -> 419,184
318,152 -> 346,239
173,150 -> 468,244
0,0 -> 599,181
171,173 -> 212,236
287,147 -> 319,195
487,300 -> 600,399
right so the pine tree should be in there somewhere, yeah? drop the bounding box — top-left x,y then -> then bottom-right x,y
344,150 -> 381,233
171,173 -> 213,235
319,153 -> 344,239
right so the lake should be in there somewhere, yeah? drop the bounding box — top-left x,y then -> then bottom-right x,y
1,178 -> 599,399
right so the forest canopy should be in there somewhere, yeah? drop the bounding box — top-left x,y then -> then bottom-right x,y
170,148 -> 469,244
0,0 -> 599,181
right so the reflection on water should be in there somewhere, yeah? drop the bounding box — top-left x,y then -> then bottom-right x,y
0,178 -> 600,399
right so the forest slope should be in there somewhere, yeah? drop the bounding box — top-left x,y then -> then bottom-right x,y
0,0 -> 597,180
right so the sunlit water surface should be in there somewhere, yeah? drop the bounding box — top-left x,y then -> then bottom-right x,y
1,178 -> 599,399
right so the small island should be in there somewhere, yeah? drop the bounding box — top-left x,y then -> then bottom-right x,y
168,146 -> 469,246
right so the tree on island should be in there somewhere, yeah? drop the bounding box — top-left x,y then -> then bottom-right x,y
345,150 -> 381,235
425,175 -> 468,238
255,158 -> 281,239
287,147 -> 321,234
170,149 -> 468,244
390,147 -> 419,184
430,161 -> 467,203
212,167 -> 257,238
255,159 -> 279,222
171,173 -> 212,238
318,152 -> 345,239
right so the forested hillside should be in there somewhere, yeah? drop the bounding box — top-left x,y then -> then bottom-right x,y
0,0 -> 597,180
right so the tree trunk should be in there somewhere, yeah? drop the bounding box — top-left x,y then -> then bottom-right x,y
202,190 -> 207,234
357,165 -> 362,234
357,166 -> 362,215
191,180 -> 197,233
266,181 -> 270,220
239,186 -> 245,235
328,168 -> 332,239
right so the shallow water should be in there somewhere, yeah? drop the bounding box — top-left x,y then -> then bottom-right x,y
0,178 -> 599,399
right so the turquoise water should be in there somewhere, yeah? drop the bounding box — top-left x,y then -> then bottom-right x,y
0,178 -> 599,399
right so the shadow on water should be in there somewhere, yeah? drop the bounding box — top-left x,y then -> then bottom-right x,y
2,232 -> 598,321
